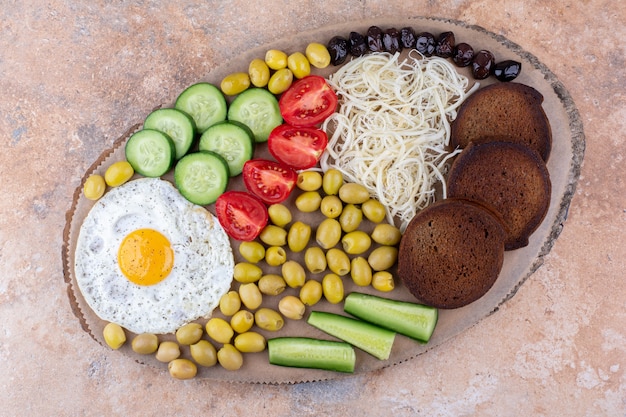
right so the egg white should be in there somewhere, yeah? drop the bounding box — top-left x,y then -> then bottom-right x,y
74,177 -> 234,334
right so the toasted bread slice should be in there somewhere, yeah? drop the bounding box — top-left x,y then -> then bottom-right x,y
447,141 -> 551,250
450,83 -> 552,161
398,198 -> 506,309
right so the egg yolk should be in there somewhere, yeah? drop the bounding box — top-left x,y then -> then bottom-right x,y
118,228 -> 174,286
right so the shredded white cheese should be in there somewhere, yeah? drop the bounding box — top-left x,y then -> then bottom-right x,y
320,51 -> 479,232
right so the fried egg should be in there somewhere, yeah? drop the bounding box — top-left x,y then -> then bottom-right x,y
74,177 -> 234,334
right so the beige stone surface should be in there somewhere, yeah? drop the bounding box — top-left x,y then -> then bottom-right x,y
1,1 -> 624,416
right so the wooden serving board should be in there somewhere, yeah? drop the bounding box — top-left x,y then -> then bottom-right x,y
62,16 -> 585,384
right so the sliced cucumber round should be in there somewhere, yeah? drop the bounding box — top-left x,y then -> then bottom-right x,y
175,83 -> 227,133
199,120 -> 255,177
174,151 -> 230,205
125,129 -> 176,177
143,108 -> 197,160
227,88 -> 283,143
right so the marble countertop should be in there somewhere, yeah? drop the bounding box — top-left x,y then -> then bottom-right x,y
1,1 -> 624,416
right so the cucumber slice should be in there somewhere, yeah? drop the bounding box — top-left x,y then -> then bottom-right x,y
307,311 -> 395,360
199,120 -> 255,176
143,108 -> 197,160
175,83 -> 227,133
268,337 -> 356,373
125,129 -> 176,177
173,151 -> 230,205
227,88 -> 283,143
344,292 -> 438,343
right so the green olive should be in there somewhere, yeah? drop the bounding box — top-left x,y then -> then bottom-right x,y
339,204 -> 363,233
281,260 -> 306,288
304,246 -> 327,274
350,256 -> 373,286
322,273 -> 344,304
219,291 -> 241,316
295,191 -> 322,213
230,310 -> 255,334
362,199 -> 387,223
238,282 -> 263,310
305,42 -> 331,69
249,58 -> 270,88
297,171 -> 323,191
268,68 -> 293,95
217,344 -> 244,371
83,174 -> 106,200
299,279 -> 323,306
287,52 -> 311,79
341,230 -> 372,255
372,271 -> 395,292
257,274 -> 287,296
368,246 -> 399,271
238,241 -> 266,263
220,72 -> 251,96
268,204 -> 292,227
168,358 -> 197,380
190,339 -> 217,367
326,248 -> 351,276
320,195 -> 343,219
205,318 -> 234,344
155,341 -> 181,363
338,183 -> 370,204
259,224 -> 287,246
278,295 -> 306,320
254,308 -> 284,331
131,333 -> 159,355
233,262 -> 263,283
234,331 -> 267,353
265,246 -> 287,266
322,169 -> 343,195
288,221 -> 311,253
371,223 -> 402,245
104,161 -> 134,187
316,218 -> 342,249
175,322 -> 203,345
265,49 -> 288,70
103,322 -> 126,350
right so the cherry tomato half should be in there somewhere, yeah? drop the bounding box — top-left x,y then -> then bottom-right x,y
242,159 -> 297,204
215,191 -> 269,241
278,75 -> 338,127
268,124 -> 328,170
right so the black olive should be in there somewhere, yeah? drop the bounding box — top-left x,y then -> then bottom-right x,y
327,36 -> 349,66
435,31 -> 455,58
383,28 -> 401,54
415,32 -> 436,56
452,43 -> 474,67
400,27 -> 416,49
366,26 -> 384,53
349,31 -> 368,57
493,60 -> 522,82
472,50 -> 496,79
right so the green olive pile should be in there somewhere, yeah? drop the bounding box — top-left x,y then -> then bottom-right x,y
236,168 -> 401,294
103,318 -> 266,379
232,168 -> 401,315
220,42 -> 331,96
325,25 -> 522,82
83,160 -> 136,200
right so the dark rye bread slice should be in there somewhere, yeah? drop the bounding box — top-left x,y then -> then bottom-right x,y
398,198 -> 506,309
447,141 -> 551,251
450,82 -> 552,161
